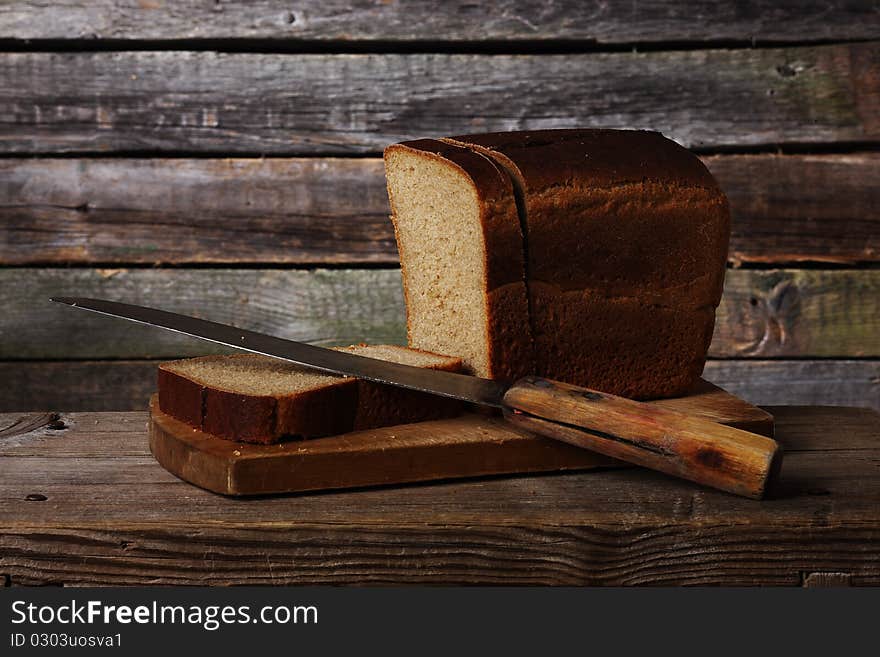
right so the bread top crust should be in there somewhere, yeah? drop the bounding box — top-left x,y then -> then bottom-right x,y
445,129 -> 721,192
385,139 -> 514,204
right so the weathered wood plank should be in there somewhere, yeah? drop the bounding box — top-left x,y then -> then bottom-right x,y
2,268 -> 876,359
713,269 -> 880,358
1,44 -> 877,154
2,154 -> 877,265
704,154 -> 880,265
0,158 -> 392,264
3,268 -> 407,359
2,1 -> 877,43
703,360 -> 880,410
1,406 -> 879,585
0,360 -> 158,412
2,359 -> 875,413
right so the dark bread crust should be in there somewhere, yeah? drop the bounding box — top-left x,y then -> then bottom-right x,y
157,366 -> 203,430
385,139 -> 534,382
447,129 -> 721,191
445,129 -> 729,303
442,129 -> 730,398
201,378 -> 359,445
203,388 -> 278,444
351,347 -> 464,430
159,356 -> 282,444
276,381 -> 359,441
529,284 -> 717,399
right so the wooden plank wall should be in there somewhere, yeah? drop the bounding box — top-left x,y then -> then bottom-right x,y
0,1 -> 877,412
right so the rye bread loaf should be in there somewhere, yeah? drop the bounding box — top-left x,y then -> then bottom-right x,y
158,345 -> 463,444
385,129 -> 730,398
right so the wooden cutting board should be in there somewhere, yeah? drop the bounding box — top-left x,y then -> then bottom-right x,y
149,380 -> 773,496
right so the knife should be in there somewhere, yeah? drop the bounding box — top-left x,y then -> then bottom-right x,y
51,296 -> 781,499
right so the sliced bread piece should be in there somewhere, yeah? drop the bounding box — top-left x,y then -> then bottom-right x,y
158,345 -> 463,444
383,139 -> 533,382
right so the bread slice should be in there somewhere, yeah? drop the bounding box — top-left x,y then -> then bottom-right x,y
158,345 -> 463,444
386,129 -> 730,399
383,139 -> 533,382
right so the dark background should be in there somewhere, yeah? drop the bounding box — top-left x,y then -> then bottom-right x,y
0,1 -> 877,411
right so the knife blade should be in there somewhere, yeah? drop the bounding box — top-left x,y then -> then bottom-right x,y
51,296 -> 782,499
50,296 -> 507,407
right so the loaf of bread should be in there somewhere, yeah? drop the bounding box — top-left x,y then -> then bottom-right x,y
385,129 -> 730,399
158,345 -> 463,444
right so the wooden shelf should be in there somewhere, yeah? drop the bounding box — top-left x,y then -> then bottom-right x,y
1,405 -> 878,586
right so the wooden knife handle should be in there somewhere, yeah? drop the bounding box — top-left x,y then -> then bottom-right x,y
502,377 -> 783,499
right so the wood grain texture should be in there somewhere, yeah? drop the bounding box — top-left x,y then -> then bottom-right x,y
2,1 -> 877,43
0,406 -> 878,585
2,359 -> 877,413
149,381 -> 771,496
1,43 -> 877,154
3,268 -> 876,360
4,268 -> 407,359
703,360 -> 880,410
0,158 -> 392,264
704,153 -> 880,265
0,360 -> 159,412
2,154 -> 877,265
